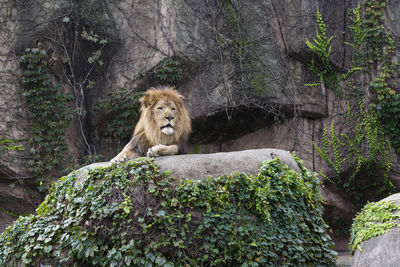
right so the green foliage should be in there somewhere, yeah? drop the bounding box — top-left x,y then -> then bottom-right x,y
313,2 -> 400,209
363,0 -> 392,65
0,208 -> 28,218
81,29 -> 108,66
154,58 -> 183,84
94,88 -> 142,141
314,101 -> 394,201
19,45 -> 73,192
362,0 -> 400,153
0,134 -> 23,156
0,157 -> 336,266
305,9 -> 340,96
370,70 -> 400,153
350,201 -> 400,253
346,3 -> 366,67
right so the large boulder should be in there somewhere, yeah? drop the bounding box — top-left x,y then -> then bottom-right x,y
351,193 -> 400,266
74,148 -> 300,185
0,151 -> 336,266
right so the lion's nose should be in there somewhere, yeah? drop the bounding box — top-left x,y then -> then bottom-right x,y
166,116 -> 174,121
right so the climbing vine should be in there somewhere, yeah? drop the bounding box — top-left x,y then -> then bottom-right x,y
94,88 -> 142,142
363,0 -> 400,153
7,0 -> 117,190
314,101 -> 394,202
19,45 -> 73,192
346,3 -> 366,67
305,9 -> 340,96
310,1 -> 400,206
0,134 -> 23,156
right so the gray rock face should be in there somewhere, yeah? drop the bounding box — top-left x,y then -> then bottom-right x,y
0,183 -> 42,233
352,193 -> 400,267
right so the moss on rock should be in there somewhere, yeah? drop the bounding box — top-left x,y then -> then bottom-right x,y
0,157 -> 336,266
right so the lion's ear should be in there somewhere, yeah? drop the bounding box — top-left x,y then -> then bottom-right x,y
175,92 -> 184,105
139,92 -> 151,107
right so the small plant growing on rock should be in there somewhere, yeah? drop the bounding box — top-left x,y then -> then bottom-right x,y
305,9 -> 340,96
154,57 -> 183,84
94,88 -> 142,141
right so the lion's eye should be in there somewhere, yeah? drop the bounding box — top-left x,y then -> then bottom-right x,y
172,108 -> 176,111
158,107 -> 163,111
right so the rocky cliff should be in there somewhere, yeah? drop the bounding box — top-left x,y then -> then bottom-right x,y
0,0 -> 399,241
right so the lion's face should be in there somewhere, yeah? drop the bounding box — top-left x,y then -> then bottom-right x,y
152,98 -> 179,136
134,87 -> 191,147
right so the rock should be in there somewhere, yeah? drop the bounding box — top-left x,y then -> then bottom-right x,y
0,182 -> 42,233
75,148 -> 299,185
156,148 -> 300,180
352,193 -> 400,267
0,155 -> 336,266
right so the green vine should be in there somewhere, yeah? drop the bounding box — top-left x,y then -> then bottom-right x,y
346,3 -> 366,67
314,101 -> 394,201
350,201 -> 400,253
311,2 -> 400,207
305,9 -> 340,96
94,88 -> 142,142
0,134 -> 23,156
0,157 -> 336,266
154,58 -> 183,84
19,45 -> 73,192
363,0 -> 400,153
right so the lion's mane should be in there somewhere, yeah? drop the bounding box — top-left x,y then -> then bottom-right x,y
129,87 -> 191,156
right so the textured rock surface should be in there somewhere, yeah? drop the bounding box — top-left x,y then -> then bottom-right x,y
75,148 -> 300,185
352,193 -> 400,267
0,182 -> 42,232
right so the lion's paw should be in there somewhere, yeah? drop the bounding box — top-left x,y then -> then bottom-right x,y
146,148 -> 158,157
147,144 -> 167,157
110,154 -> 127,164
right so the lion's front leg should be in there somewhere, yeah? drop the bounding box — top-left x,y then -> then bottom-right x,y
147,144 -> 179,157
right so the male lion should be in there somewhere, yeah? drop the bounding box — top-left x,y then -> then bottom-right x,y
110,87 -> 191,164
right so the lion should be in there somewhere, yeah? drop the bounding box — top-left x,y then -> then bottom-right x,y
110,87 -> 191,164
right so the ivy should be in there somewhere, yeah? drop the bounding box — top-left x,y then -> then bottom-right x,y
305,9 -> 340,96
0,134 -> 23,156
350,201 -> 400,253
362,0 -> 400,153
311,2 -> 399,209
154,58 -> 183,84
0,157 -> 336,266
19,45 -> 73,192
314,101 -> 394,202
94,88 -> 142,141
